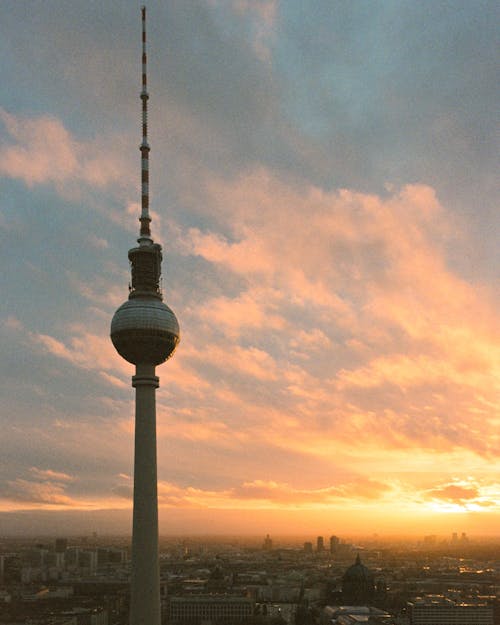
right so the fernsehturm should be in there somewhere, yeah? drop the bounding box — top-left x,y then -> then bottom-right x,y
110,7 -> 180,625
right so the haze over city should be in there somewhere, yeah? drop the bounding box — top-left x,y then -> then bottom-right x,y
0,0 -> 498,538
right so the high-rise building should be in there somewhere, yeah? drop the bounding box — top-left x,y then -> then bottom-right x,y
317,536 -> 324,552
110,8 -> 180,625
330,535 -> 340,554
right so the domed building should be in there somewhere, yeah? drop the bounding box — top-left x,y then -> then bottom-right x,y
341,554 -> 375,605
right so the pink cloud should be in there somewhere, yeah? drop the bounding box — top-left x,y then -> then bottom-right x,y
186,228 -> 274,275
202,288 -> 286,337
187,342 -> 279,381
0,107 -> 129,193
33,327 -> 131,376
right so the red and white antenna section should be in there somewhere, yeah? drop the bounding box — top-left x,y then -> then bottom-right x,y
139,6 -> 152,245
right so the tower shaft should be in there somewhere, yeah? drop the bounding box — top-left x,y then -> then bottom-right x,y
130,364 -> 161,625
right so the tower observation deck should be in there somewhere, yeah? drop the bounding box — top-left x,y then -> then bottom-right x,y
110,7 -> 179,625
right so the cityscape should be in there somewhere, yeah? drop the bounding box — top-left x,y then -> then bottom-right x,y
0,531 -> 499,623
1,1 -> 499,624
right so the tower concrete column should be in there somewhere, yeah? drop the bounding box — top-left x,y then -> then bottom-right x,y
130,363 -> 161,625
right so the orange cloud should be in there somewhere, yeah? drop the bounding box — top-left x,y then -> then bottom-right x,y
29,468 -> 74,483
2,479 -> 76,506
232,478 -> 390,505
411,478 -> 500,516
427,484 -> 479,502
154,477 -> 392,510
173,169 -> 499,460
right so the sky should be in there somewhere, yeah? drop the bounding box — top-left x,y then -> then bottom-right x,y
0,0 -> 498,538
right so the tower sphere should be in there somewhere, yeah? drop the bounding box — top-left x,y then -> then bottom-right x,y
111,297 -> 179,365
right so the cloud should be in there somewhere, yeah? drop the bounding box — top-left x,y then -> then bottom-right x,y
0,1 -> 498,531
33,326 -> 130,377
29,468 -> 74,483
1,469 -> 77,508
151,475 -> 391,510
2,316 -> 23,331
7,164 -> 497,517
2,479 -> 76,506
99,371 -> 128,389
173,169 -> 499,458
428,484 -> 478,503
230,0 -> 278,62
207,0 -> 278,63
418,478 -> 500,512
111,484 -> 133,500
232,478 -> 390,505
188,342 -> 279,381
87,234 -> 109,250
66,271 -> 127,309
185,228 -> 274,276
201,288 -> 286,337
0,108 -> 129,195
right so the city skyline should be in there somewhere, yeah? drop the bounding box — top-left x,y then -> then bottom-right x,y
0,0 -> 499,536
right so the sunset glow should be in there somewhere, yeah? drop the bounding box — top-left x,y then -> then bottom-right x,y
0,1 -> 498,537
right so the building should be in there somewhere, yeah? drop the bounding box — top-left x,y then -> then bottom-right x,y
317,536 -> 325,552
167,596 -> 254,624
342,555 -> 375,605
321,605 -> 394,625
330,536 -> 340,554
408,596 -> 493,625
263,534 -> 273,551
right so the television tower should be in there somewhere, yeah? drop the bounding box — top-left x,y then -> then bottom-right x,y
110,7 -> 180,625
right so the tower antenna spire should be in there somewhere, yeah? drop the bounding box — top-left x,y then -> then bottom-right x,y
139,5 -> 151,245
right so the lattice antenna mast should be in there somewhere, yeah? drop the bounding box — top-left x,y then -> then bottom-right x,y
139,5 -> 152,245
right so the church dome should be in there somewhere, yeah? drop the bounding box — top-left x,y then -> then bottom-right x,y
342,554 -> 375,604
343,554 -> 374,583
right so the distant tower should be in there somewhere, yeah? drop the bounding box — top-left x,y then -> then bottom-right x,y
316,535 -> 324,552
263,534 -> 273,551
110,7 -> 180,625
